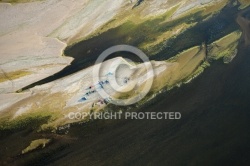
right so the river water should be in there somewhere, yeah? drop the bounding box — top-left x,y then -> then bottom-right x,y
1,4 -> 250,166
39,45 -> 249,166
24,6 -> 250,166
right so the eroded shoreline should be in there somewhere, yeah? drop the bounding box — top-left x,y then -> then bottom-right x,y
0,1 -> 250,164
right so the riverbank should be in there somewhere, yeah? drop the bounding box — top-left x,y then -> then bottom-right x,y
0,1 -> 246,134
0,1 -> 249,164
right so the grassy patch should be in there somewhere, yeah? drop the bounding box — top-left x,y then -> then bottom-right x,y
67,1 -> 216,56
0,99 -> 62,134
0,112 -> 52,133
208,31 -> 242,61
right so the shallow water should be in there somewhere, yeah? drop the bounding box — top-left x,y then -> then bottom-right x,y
1,4 -> 250,166
20,43 -> 249,166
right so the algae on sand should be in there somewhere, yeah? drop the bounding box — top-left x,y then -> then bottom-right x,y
208,30 -> 242,63
22,138 -> 51,154
0,70 -> 31,83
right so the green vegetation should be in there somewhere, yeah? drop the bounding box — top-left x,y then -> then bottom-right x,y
0,111 -> 55,132
0,0 -> 240,133
70,1 -> 224,56
208,31 -> 242,62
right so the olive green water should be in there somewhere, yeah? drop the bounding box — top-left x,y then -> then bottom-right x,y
7,40 -> 249,166
1,4 -> 250,166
